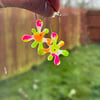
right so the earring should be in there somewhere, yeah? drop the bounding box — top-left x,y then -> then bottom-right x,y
42,32 -> 69,65
22,19 -> 52,55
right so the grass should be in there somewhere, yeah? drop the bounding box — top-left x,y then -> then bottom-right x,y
0,44 -> 100,100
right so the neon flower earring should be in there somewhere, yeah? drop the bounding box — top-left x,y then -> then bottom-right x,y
42,32 -> 69,66
22,19 -> 52,55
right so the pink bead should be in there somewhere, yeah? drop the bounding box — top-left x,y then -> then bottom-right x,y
36,19 -> 42,27
51,32 -> 57,38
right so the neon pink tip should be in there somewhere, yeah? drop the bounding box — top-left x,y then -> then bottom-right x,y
51,32 -> 57,38
22,35 -> 32,41
36,19 -> 42,27
52,53 -> 60,65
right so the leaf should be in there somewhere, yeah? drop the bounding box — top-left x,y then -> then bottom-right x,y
43,28 -> 49,34
31,41 -> 38,48
62,50 -> 69,56
32,28 -> 37,34
48,55 -> 53,61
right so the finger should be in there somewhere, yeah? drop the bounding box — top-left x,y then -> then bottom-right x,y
1,0 -> 61,17
48,0 -> 60,12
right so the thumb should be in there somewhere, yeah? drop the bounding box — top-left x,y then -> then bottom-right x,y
23,0 -> 61,17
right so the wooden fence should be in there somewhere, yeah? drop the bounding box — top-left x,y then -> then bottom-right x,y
81,10 -> 100,44
0,8 -> 82,78
86,10 -> 100,44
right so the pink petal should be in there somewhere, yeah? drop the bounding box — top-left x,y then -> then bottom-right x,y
22,35 -> 33,42
52,53 -> 60,65
51,32 -> 57,38
36,19 -> 42,27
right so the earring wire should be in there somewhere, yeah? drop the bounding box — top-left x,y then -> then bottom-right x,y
49,11 -> 61,36
49,17 -> 52,33
42,0 -> 47,21
57,12 -> 61,36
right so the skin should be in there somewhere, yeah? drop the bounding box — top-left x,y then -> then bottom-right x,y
0,0 -> 60,17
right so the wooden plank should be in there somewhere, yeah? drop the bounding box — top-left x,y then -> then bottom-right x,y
15,8 -> 27,68
86,10 -> 100,44
4,8 -> 14,75
0,9 -> 6,76
87,10 -> 100,16
87,16 -> 100,26
10,9 -> 18,70
88,28 -> 100,39
87,26 -> 100,28
0,10 -> 6,74
89,39 -> 100,44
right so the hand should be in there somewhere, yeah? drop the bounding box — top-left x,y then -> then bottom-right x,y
0,0 -> 60,17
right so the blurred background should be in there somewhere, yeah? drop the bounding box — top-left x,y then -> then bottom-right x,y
0,0 -> 100,100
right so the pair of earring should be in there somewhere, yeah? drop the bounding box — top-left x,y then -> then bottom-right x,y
22,19 -> 69,66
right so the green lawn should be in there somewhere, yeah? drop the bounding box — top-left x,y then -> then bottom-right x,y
0,45 -> 100,100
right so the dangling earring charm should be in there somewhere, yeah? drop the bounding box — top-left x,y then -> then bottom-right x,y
22,19 -> 52,55
42,32 -> 69,66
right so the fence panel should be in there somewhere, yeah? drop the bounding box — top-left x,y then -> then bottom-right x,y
86,10 -> 100,44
